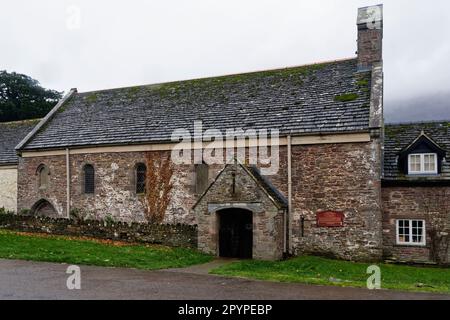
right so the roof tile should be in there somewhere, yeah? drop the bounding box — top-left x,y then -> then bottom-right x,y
22,59 -> 371,150
384,121 -> 450,180
0,120 -> 40,165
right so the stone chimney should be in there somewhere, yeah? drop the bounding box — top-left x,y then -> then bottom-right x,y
357,4 -> 383,71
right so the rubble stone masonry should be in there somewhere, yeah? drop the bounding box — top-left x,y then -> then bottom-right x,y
288,139 -> 383,262
17,138 -> 384,261
382,186 -> 450,264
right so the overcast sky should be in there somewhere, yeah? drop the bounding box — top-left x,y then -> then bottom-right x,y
1,0 -> 449,122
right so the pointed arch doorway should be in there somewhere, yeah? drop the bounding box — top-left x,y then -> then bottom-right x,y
218,208 -> 253,259
31,199 -> 57,217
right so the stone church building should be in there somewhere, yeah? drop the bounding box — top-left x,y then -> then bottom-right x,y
3,5 -> 449,263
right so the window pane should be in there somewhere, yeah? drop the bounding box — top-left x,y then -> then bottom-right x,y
398,220 -> 411,244
412,220 -> 423,243
84,165 -> 95,194
39,166 -> 49,188
398,219 -> 425,244
136,164 -> 146,194
424,154 -> 436,172
410,155 -> 421,172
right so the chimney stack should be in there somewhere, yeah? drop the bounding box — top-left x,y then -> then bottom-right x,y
357,4 -> 383,71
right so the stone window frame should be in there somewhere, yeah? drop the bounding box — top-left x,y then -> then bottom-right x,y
36,164 -> 50,190
408,153 -> 438,175
83,164 -> 95,195
396,219 -> 426,247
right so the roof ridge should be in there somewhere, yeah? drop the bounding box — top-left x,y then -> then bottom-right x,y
385,120 -> 450,126
78,57 -> 357,95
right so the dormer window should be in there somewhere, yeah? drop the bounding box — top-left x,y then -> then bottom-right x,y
408,153 -> 438,175
398,131 -> 446,177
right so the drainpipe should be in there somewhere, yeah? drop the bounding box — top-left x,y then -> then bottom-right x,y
66,148 -> 70,218
286,135 -> 292,255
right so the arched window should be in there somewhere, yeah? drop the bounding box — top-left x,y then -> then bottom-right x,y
37,164 -> 49,189
83,164 -> 95,194
136,163 -> 146,194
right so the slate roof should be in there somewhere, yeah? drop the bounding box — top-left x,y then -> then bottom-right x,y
383,121 -> 450,181
0,120 -> 40,165
19,58 -> 372,151
247,165 -> 288,208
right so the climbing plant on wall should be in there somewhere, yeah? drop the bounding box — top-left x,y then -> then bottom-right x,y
144,152 -> 174,223
422,188 -> 450,265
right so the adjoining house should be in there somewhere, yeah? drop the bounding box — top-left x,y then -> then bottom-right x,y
5,5 -> 449,264
0,119 -> 41,213
382,122 -> 450,264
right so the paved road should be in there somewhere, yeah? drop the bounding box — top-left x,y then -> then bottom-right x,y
0,259 -> 448,300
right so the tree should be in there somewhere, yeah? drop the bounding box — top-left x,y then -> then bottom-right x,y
0,70 -> 62,122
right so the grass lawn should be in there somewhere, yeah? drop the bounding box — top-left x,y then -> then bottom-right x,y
0,230 -> 212,270
210,255 -> 450,294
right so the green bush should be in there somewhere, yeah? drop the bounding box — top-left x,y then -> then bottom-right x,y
0,207 -> 14,215
69,208 -> 84,221
19,209 -> 31,216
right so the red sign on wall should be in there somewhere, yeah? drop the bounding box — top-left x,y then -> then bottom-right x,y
317,211 -> 344,227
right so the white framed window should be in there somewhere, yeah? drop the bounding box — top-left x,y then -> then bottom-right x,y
408,153 -> 437,174
396,219 -> 426,246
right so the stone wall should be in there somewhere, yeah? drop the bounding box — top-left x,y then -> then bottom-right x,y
69,152 -> 148,222
17,139 -> 384,261
18,151 -> 211,224
288,140 -> 383,262
0,213 -> 197,248
0,167 -> 17,213
18,155 -> 67,216
382,186 -> 450,264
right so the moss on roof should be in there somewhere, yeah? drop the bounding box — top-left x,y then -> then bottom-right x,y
334,93 -> 359,102
80,60 -> 339,101
86,93 -> 98,104
356,79 -> 369,87
21,58 -> 374,150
